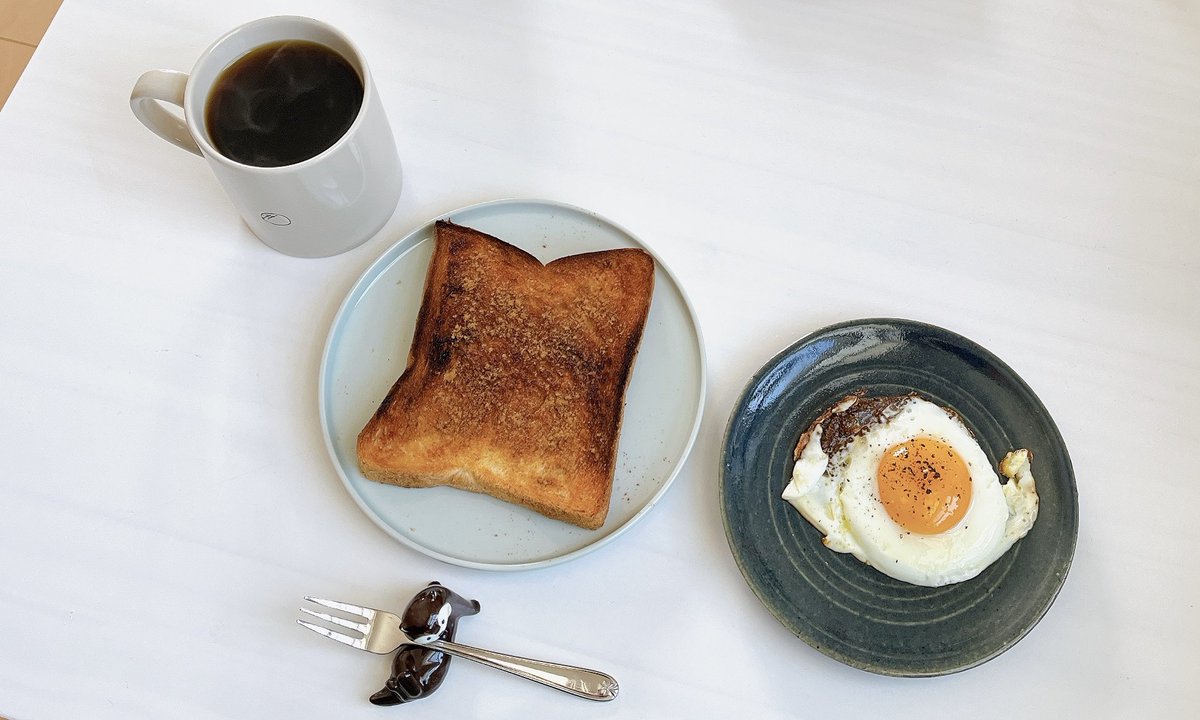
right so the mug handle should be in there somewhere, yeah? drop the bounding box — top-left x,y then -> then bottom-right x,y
130,70 -> 202,156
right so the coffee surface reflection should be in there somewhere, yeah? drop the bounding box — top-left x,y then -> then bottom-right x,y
204,40 -> 363,167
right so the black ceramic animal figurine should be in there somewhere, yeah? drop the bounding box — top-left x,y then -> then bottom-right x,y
369,581 -> 481,705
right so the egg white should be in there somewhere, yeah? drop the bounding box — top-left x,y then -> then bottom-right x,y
782,397 -> 1038,587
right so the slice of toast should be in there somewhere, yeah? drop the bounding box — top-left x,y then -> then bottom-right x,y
356,220 -> 655,530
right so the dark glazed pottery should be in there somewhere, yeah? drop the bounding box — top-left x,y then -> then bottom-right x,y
720,319 -> 1078,676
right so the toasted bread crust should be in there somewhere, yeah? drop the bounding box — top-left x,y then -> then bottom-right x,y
357,221 -> 655,529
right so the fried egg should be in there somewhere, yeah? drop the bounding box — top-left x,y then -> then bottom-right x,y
782,394 -> 1038,587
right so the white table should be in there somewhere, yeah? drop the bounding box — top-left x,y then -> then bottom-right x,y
2,1 -> 1197,717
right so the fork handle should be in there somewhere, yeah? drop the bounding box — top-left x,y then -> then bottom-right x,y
425,638 -> 618,701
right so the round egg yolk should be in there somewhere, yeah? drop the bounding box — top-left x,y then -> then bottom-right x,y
875,436 -> 972,534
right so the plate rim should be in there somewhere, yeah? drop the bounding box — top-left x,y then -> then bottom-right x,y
318,197 -> 708,570
719,317 -> 1078,675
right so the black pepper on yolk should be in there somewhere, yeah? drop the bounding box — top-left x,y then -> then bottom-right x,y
876,436 -> 972,534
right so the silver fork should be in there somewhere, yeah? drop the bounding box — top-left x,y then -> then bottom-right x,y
298,597 -> 619,702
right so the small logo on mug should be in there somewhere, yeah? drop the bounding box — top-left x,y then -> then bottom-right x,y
260,212 -> 292,226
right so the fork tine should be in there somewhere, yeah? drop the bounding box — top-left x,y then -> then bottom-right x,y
298,607 -> 368,635
297,619 -> 367,651
303,596 -> 374,619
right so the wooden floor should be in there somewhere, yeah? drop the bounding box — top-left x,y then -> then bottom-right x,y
0,0 -> 63,109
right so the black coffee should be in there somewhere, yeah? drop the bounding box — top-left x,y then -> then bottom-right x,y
205,40 -> 364,167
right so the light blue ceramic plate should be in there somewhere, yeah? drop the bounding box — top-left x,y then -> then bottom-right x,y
320,199 -> 706,570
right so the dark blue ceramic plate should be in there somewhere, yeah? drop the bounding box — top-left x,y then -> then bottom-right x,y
720,319 -> 1078,677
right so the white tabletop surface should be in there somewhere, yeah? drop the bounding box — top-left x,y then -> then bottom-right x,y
2,0 -> 1198,717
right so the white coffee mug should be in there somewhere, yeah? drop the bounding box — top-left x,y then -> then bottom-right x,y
130,16 -> 401,258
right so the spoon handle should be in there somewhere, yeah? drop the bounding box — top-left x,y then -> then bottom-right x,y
425,637 -> 618,701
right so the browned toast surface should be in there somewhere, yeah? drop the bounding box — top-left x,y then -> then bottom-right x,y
356,220 -> 655,529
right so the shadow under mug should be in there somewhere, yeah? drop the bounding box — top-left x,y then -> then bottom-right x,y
130,16 -> 402,258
